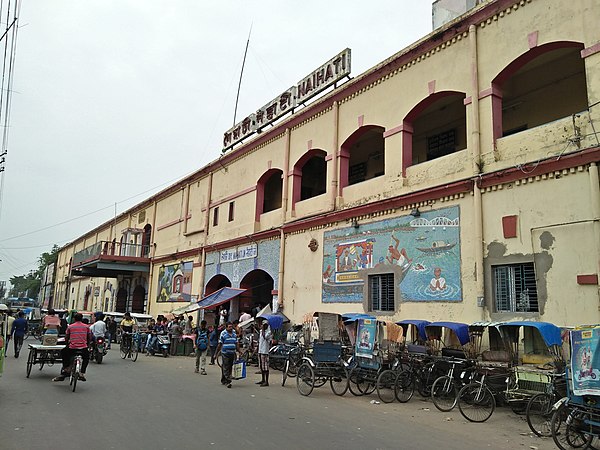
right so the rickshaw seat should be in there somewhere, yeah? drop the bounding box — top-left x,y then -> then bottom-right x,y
482,349 -> 510,362
441,348 -> 466,359
521,353 -> 553,365
313,341 -> 342,363
407,344 -> 429,355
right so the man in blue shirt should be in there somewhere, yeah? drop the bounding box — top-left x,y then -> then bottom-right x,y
216,322 -> 240,388
10,311 -> 28,358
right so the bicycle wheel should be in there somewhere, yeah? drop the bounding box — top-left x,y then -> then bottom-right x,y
71,359 -> 81,393
120,342 -> 127,359
282,359 -> 289,387
216,354 -> 223,368
551,404 -> 593,450
376,370 -> 397,403
431,375 -> 458,412
26,350 -> 34,378
131,342 -> 139,362
526,393 -> 554,437
458,382 -> 496,423
287,356 -> 300,377
348,368 -> 365,396
330,367 -> 349,396
296,363 -> 315,396
394,369 -> 415,403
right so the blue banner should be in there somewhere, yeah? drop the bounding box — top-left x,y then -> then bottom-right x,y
570,328 -> 600,396
356,319 -> 377,359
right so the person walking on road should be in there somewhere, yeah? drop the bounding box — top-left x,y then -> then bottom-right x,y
257,320 -> 272,387
194,320 -> 209,375
10,311 -> 28,358
216,322 -> 240,388
208,325 -> 219,365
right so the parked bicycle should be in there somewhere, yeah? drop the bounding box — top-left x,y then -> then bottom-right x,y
525,372 -> 566,437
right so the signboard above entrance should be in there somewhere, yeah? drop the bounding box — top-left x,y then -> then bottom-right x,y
223,48 -> 351,151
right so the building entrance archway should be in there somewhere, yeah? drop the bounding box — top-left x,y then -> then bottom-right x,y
239,269 -> 274,318
204,275 -> 232,327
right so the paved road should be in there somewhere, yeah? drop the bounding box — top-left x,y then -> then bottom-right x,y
0,345 -> 557,450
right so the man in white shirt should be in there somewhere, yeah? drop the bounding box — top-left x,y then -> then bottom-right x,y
90,316 -> 108,341
239,310 -> 252,323
257,320 -> 272,387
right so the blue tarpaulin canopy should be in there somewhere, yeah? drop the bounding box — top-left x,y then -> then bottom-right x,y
396,320 -> 430,342
499,321 -> 562,347
257,313 -> 289,330
342,313 -> 376,324
426,321 -> 471,346
192,287 -> 246,311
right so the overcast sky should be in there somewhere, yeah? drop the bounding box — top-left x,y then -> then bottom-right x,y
0,0 -> 432,286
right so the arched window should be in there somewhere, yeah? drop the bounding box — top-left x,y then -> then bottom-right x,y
339,126 -> 385,191
400,91 -> 467,175
491,42 -> 586,140
291,149 -> 327,208
255,169 -> 283,221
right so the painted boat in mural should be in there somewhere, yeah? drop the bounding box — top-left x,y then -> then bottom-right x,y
416,241 -> 456,254
415,236 -> 427,241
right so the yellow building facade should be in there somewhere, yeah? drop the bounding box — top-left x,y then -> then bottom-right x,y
54,0 -> 600,327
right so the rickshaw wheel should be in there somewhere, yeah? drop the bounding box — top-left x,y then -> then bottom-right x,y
526,393 -> 554,437
376,370 -> 397,403
551,404 -> 593,450
296,363 -> 315,396
313,376 -> 327,388
457,382 -> 495,423
394,370 -> 414,403
282,359 -> 289,387
348,368 -> 365,396
330,367 -> 349,396
26,350 -> 34,378
431,375 -> 458,412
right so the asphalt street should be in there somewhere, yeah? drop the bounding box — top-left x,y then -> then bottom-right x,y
0,343 -> 558,450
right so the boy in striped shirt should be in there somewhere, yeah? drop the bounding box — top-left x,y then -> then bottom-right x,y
216,322 -> 240,388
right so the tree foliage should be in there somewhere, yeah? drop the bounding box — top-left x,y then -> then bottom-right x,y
8,244 -> 60,299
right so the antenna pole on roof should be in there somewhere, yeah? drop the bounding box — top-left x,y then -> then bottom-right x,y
233,24 -> 252,126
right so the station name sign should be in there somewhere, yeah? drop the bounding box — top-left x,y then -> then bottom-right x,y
223,48 -> 351,151
220,243 -> 258,263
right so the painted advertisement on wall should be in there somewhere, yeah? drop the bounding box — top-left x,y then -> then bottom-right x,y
156,261 -> 193,302
322,206 -> 461,303
570,328 -> 600,396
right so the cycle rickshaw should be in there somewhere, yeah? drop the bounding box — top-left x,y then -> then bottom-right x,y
549,325 -> 600,450
457,320 -> 565,423
296,312 -> 349,397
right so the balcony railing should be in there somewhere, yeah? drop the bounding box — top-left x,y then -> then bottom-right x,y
72,240 -> 151,267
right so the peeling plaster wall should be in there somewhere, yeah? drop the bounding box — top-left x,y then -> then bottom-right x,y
483,169 -> 598,325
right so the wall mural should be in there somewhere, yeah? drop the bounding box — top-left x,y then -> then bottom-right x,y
156,261 -> 193,302
322,206 -> 461,303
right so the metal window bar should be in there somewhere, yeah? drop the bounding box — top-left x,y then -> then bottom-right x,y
370,273 -> 394,312
494,263 -> 538,313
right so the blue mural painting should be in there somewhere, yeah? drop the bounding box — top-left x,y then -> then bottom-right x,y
322,206 -> 462,303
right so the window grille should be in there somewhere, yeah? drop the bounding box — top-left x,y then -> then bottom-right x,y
369,273 -> 395,312
493,263 -> 538,313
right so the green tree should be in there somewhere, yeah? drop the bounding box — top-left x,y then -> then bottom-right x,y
8,244 -> 60,300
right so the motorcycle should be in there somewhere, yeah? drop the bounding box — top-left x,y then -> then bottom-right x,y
147,333 -> 170,358
91,336 -> 108,364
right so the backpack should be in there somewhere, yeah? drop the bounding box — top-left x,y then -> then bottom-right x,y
196,329 -> 208,351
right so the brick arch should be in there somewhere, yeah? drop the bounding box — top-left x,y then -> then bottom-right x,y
255,168 -> 283,221
291,148 -> 327,209
400,91 -> 466,177
490,41 -> 585,141
339,125 -> 385,193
